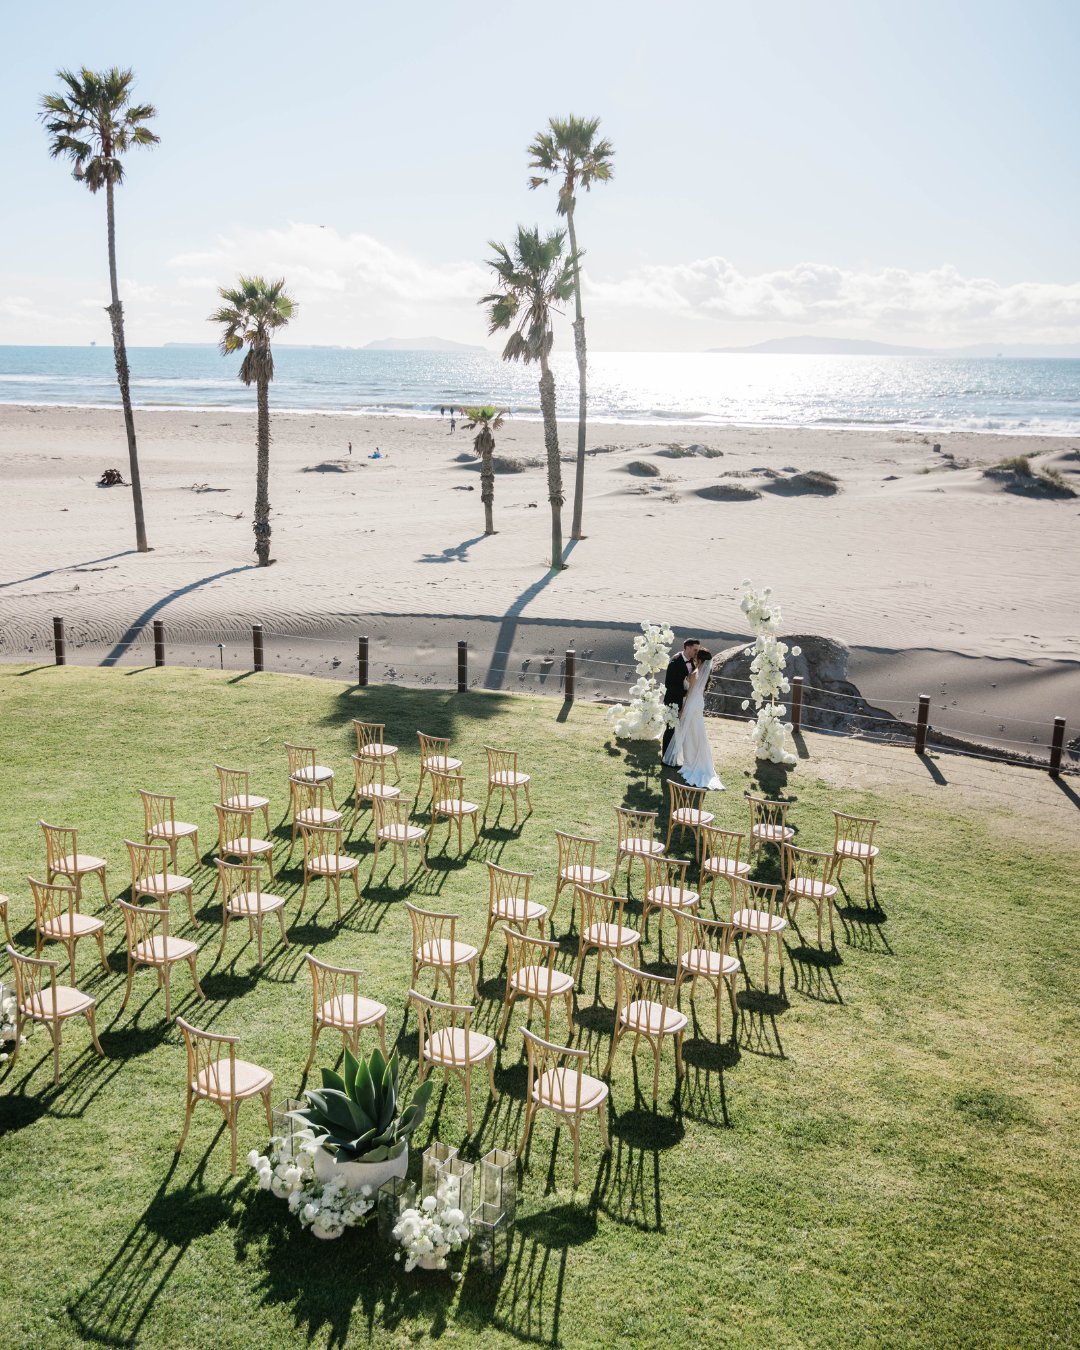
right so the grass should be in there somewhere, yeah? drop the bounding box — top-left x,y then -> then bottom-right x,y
0,665 -> 1078,1350
983,456 -> 1076,497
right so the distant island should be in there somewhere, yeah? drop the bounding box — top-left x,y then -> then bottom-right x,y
708,334 -> 1080,358
363,336 -> 487,353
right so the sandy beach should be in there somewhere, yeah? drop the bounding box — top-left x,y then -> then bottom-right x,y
1,403 -> 1077,751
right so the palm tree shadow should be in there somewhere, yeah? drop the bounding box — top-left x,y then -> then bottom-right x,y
100,567 -> 257,665
0,549 -> 139,592
482,540 -> 579,691
419,534 -> 488,564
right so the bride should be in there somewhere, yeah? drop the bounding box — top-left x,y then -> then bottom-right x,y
663,648 -> 725,791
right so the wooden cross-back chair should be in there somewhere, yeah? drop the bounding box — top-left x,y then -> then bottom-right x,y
605,957 -> 687,1102
699,826 -> 751,915
518,1027 -> 609,1188
30,875 -> 108,980
125,838 -> 198,927
138,790 -> 200,871
214,765 -> 270,834
215,858 -> 290,967
483,746 -> 532,824
372,795 -> 428,883
40,820 -> 108,908
673,910 -> 740,1041
351,720 -> 401,784
552,830 -> 610,929
284,742 -> 336,805
415,732 -> 462,800
572,884 -> 640,988
287,779 -> 342,858
299,821 -> 360,919
410,988 -> 497,1133
304,953 -> 388,1071
612,806 -> 664,888
782,842 -> 838,947
175,1017 -> 274,1174
479,861 -> 547,958
642,855 -> 699,942
405,902 -> 478,1002
349,750 -> 402,827
731,878 -> 788,989
833,811 -> 880,904
746,794 -> 795,862
214,804 -> 275,888
664,780 -> 715,860
5,943 -> 104,1085
497,927 -> 574,1042
429,770 -> 480,854
116,897 -> 205,1020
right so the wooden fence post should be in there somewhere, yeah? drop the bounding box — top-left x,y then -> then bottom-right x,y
790,675 -> 804,733
252,624 -> 264,673
914,694 -> 930,755
358,635 -> 369,688
457,641 -> 468,693
1049,716 -> 1066,778
564,648 -> 576,701
153,620 -> 165,667
52,616 -> 66,666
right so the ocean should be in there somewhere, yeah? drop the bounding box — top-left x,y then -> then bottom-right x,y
0,345 -> 1078,435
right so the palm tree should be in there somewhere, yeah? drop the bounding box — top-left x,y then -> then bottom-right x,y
527,115 -> 614,542
481,227 -> 576,571
40,68 -> 159,553
461,406 -> 507,535
209,277 -> 296,567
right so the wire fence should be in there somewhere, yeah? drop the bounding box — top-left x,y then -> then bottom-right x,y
2,615 -> 1076,779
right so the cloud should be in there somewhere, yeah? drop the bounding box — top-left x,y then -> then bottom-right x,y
589,257 -> 1080,340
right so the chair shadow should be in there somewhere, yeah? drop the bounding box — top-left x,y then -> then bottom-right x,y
680,1034 -> 739,1128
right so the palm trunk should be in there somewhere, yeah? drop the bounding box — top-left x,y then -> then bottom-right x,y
105,178 -> 148,552
480,433 -> 495,535
565,204 -> 588,541
254,372 -> 272,566
538,355 -> 564,570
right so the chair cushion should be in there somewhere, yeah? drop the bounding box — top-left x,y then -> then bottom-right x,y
493,898 -> 547,925
646,886 -> 699,910
361,744 -> 398,759
293,765 -> 333,783
149,821 -> 198,839
672,808 -> 714,827
133,935 -> 198,964
225,793 -> 269,812
561,864 -> 610,886
584,923 -> 639,950
733,908 -> 787,935
680,949 -> 740,979
786,879 -> 837,900
139,872 -> 194,895
702,857 -> 750,880
491,771 -> 529,787
362,784 -> 401,801
379,824 -> 425,842
752,824 -> 794,842
511,965 -> 573,997
424,755 -> 462,773
319,994 -> 387,1028
418,939 -> 477,967
836,840 -> 879,859
195,1058 -> 273,1100
535,1067 -> 607,1112
55,853 -> 106,874
425,1028 -> 494,1065
296,807 -> 342,827
433,798 -> 479,816
42,912 -> 104,939
308,853 -> 358,874
620,998 -> 688,1036
225,837 -> 273,855
226,889 -> 286,916
621,837 -> 663,857
25,985 -> 94,1018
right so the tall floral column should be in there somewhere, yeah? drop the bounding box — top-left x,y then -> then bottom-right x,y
740,581 -> 801,768
607,622 -> 679,741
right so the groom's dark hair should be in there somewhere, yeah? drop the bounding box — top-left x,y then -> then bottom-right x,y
682,638 -> 700,649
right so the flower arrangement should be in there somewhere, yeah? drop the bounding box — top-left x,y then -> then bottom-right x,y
248,1127 -> 375,1239
739,580 -> 801,766
607,621 -> 679,740
0,989 -> 24,1065
392,1180 -> 470,1273
296,1046 -> 432,1164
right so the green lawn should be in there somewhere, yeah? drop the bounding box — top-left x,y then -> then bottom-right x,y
0,665 -> 1076,1349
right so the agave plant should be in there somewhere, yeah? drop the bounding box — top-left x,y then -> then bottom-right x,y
297,1046 -> 433,1163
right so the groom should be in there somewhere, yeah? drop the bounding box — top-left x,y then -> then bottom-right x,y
662,637 -> 700,756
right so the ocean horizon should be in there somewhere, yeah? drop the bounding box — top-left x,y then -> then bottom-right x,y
1,344 -> 1078,435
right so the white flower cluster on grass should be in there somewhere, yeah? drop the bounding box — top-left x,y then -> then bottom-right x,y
0,993 -> 26,1064
248,1129 -> 374,1240
739,580 -> 802,766
607,622 -> 680,741
392,1182 -> 470,1273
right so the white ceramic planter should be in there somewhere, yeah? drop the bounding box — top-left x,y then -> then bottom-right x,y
312,1143 -> 408,1194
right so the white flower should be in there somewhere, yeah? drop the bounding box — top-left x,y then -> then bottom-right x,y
422,1194 -> 437,1213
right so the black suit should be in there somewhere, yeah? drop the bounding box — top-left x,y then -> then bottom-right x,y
662,655 -> 693,755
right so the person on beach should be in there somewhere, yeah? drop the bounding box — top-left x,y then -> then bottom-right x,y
450,413 -> 456,433
662,638 -> 699,756
347,440 -> 352,456
663,647 -> 724,791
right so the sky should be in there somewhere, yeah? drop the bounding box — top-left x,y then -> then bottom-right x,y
2,0 -> 1079,351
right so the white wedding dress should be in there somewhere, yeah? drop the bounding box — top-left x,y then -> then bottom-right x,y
663,659 -> 725,791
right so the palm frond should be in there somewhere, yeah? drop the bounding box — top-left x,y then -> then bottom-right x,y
209,275 -> 296,383
39,65 -> 158,194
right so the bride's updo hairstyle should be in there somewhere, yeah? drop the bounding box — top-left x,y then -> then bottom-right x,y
696,648 -> 712,665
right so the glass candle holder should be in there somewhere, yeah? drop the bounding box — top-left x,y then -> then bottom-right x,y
478,1147 -> 517,1226
421,1141 -> 458,1199
471,1201 -> 513,1275
435,1156 -> 474,1219
377,1176 -> 417,1243
271,1097 -> 305,1143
